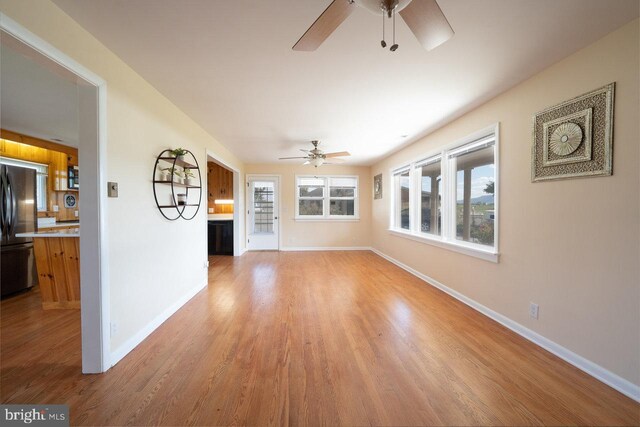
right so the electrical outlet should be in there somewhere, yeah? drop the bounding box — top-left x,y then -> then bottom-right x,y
74,210 -> 79,218
208,208 -> 214,213
110,322 -> 118,336
529,303 -> 539,320
52,205 -> 59,212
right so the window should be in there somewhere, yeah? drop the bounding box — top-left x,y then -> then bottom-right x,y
252,181 -> 274,233
417,156 -> 441,236
329,177 -> 357,216
297,177 -> 324,216
0,157 -> 48,211
451,139 -> 495,247
390,125 -> 498,261
393,168 -> 410,230
296,175 -> 359,220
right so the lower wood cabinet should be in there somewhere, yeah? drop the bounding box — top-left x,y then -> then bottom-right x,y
208,220 -> 233,255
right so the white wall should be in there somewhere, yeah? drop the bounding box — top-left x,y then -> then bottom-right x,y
371,19 -> 640,388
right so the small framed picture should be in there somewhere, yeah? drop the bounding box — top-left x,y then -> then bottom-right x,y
374,174 -> 382,199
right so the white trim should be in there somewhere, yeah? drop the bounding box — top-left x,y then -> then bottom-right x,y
370,247 -> 640,402
280,246 -> 372,252
110,280 -> 207,366
294,218 -> 360,222
1,13 -> 111,373
387,229 -> 499,262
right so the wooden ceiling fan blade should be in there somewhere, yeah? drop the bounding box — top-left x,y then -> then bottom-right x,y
279,156 -> 310,160
293,0 -> 356,51
399,0 -> 454,51
324,151 -> 351,158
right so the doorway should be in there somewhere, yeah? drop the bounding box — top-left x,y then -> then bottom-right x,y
1,14 -> 108,373
246,175 -> 279,251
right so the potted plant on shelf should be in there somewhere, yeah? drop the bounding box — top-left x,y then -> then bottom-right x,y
173,168 -> 185,184
159,167 -> 171,182
184,169 -> 196,186
170,148 -> 188,161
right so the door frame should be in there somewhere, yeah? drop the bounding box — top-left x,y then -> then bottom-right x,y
1,13 -> 110,372
205,150 -> 243,256
246,174 -> 281,251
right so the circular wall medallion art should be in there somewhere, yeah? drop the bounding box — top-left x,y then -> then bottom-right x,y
64,193 -> 77,208
549,122 -> 583,156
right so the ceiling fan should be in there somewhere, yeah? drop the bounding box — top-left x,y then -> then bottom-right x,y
279,140 -> 351,167
293,0 -> 454,52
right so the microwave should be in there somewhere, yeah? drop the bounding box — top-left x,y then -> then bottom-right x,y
68,165 -> 79,189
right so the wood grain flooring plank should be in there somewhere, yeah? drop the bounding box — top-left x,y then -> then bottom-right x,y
1,251 -> 638,426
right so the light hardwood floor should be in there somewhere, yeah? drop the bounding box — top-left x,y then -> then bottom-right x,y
1,251 -> 638,425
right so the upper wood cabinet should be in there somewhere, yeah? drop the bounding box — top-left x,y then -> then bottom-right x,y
1,130 -> 79,221
207,162 -> 234,213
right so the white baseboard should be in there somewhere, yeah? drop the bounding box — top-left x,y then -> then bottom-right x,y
370,247 -> 640,402
110,280 -> 207,366
280,246 -> 372,252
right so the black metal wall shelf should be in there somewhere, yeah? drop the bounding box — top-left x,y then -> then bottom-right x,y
153,149 -> 202,221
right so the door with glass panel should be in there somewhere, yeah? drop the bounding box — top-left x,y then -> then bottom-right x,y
246,177 -> 279,250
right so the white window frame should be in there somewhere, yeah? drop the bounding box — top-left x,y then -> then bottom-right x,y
295,174 -> 360,221
389,123 -> 500,262
392,166 -> 412,230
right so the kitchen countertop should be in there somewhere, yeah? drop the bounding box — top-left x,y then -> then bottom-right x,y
16,229 -> 80,238
39,221 -> 80,228
208,214 -> 233,221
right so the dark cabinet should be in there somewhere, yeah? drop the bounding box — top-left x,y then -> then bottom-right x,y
208,220 -> 233,255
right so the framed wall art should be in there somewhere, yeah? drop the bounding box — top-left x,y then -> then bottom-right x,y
374,173 -> 382,199
532,83 -> 614,182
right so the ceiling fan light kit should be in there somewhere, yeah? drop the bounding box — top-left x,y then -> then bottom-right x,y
310,157 -> 325,167
278,140 -> 351,168
293,0 -> 453,53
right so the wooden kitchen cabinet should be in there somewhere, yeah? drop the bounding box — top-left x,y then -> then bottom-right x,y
207,162 -> 234,213
1,130 -> 79,221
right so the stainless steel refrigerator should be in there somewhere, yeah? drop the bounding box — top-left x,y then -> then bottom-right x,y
1,163 -> 38,297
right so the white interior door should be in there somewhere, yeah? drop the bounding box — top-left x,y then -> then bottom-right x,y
247,176 -> 279,250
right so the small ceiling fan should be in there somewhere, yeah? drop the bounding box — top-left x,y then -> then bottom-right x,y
293,0 -> 454,52
279,140 -> 351,167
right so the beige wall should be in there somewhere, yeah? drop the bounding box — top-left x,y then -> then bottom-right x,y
245,164 -> 371,249
371,19 -> 640,385
3,0 -> 637,389
1,0 -> 246,355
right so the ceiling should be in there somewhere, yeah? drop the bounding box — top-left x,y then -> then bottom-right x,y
51,0 -> 638,165
0,32 -> 80,147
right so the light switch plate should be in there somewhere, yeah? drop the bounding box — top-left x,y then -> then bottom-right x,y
52,205 -> 59,212
108,182 -> 118,197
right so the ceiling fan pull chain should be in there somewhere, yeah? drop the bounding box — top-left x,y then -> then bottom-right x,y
390,8 -> 399,52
